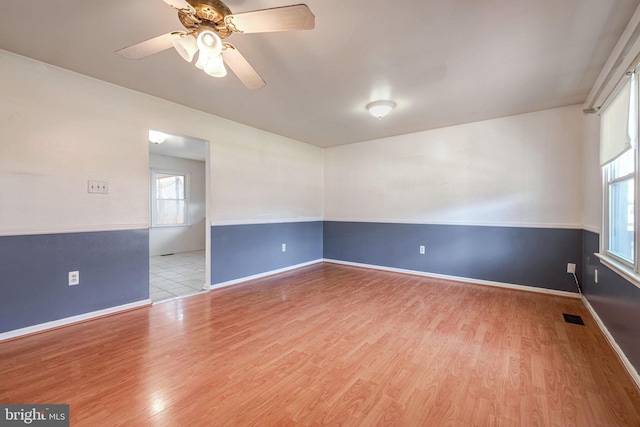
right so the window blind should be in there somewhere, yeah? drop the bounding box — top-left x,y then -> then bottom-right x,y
600,74 -> 634,166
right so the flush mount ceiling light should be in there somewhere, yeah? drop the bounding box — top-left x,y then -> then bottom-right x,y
366,100 -> 396,119
149,130 -> 167,144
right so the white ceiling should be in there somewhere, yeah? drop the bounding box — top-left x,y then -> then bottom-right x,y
0,0 -> 637,148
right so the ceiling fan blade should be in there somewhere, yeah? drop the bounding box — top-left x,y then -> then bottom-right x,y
116,32 -> 183,60
225,4 -> 315,34
162,0 -> 195,12
221,43 -> 266,90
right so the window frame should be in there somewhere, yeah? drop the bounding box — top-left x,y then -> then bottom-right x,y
598,69 -> 640,286
150,169 -> 191,228
602,149 -> 636,268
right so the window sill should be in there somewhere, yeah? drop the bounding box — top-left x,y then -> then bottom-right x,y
150,224 -> 191,229
594,252 -> 640,289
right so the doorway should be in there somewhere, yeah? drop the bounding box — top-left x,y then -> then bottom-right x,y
148,130 -> 210,303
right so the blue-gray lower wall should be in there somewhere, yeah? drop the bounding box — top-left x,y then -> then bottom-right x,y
210,221 -> 323,284
0,229 -> 149,333
14,222 -> 639,378
582,230 -> 640,371
324,221 -> 582,292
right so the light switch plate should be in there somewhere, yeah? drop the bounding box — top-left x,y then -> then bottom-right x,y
88,180 -> 109,194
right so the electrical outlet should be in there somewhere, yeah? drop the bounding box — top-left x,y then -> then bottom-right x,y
282,243 -> 286,252
567,263 -> 576,274
419,245 -> 425,254
68,271 -> 79,286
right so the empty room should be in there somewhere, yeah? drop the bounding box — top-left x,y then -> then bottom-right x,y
2,0 -> 640,425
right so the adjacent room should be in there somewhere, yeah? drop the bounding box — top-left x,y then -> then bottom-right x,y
148,131 -> 209,302
2,0 -> 640,425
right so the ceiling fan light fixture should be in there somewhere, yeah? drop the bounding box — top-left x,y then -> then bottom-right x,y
172,34 -> 198,62
196,29 -> 222,57
204,55 -> 227,78
366,100 -> 396,119
195,51 -> 208,70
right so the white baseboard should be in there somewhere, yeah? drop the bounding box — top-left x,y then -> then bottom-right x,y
0,260 -> 581,342
0,299 -> 151,342
210,259 -> 323,290
582,297 -> 640,390
323,259 -> 581,299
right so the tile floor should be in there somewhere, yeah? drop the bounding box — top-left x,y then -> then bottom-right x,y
149,250 -> 207,303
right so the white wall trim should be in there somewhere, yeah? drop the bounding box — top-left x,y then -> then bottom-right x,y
582,225 -> 601,234
595,253 -> 640,291
0,299 -> 151,342
210,260 -> 323,290
211,218 -> 323,226
210,258 -> 580,299
0,221 -> 600,235
0,224 -> 149,237
323,259 -> 581,299
582,297 -> 640,390
322,218 -> 583,230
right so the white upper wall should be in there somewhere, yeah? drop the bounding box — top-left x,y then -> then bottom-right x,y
0,49 -> 589,234
324,105 -> 584,228
0,50 -> 323,235
209,125 -> 323,225
582,113 -> 602,233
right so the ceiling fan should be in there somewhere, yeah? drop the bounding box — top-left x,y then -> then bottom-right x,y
116,0 -> 315,90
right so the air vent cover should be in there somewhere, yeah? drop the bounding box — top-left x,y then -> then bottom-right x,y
563,313 -> 585,326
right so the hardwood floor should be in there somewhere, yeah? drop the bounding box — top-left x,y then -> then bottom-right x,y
2,263 -> 640,426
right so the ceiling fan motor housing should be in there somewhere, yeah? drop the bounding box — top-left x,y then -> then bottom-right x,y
179,0 -> 233,38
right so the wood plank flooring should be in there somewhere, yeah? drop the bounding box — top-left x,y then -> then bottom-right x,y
2,263 -> 640,426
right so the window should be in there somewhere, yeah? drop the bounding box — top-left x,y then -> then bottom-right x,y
600,69 -> 639,280
151,170 -> 190,226
605,148 -> 635,264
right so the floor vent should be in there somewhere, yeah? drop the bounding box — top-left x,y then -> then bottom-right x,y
563,313 -> 585,326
